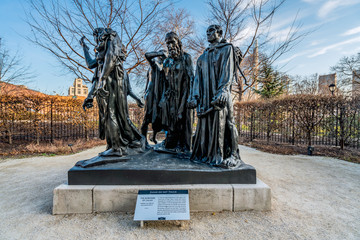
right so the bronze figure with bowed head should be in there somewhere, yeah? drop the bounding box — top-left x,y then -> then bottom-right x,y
188,25 -> 242,168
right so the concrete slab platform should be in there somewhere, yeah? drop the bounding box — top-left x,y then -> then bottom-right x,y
52,179 -> 271,215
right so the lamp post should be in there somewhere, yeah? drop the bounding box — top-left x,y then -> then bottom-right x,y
328,83 -> 338,146
329,83 -> 336,96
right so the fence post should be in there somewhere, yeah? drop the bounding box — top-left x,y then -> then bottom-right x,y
339,105 -> 345,150
50,101 -> 54,144
292,111 -> 295,145
250,109 -> 254,142
335,103 -> 338,146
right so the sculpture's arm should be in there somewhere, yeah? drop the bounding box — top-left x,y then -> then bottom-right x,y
217,45 -> 234,95
187,58 -> 200,109
87,79 -> 97,99
185,54 -> 195,102
80,37 -> 97,69
145,52 -> 163,66
82,77 -> 98,110
125,72 -> 144,108
212,45 -> 234,109
144,68 -> 151,95
178,55 -> 193,115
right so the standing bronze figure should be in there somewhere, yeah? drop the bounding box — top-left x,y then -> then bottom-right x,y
140,50 -> 167,144
160,32 -> 194,152
80,28 -> 144,157
188,25 -> 242,168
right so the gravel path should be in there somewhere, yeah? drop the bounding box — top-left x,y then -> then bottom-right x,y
0,145 -> 359,240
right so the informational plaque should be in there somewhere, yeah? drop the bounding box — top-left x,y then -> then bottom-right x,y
134,190 -> 190,221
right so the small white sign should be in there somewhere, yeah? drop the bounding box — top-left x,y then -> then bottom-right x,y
134,190 -> 190,221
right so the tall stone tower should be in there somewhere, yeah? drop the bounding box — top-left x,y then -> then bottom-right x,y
353,70 -> 360,96
243,39 -> 259,101
253,39 -> 259,96
318,73 -> 336,95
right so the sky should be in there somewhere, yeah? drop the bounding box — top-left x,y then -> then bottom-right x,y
0,0 -> 359,95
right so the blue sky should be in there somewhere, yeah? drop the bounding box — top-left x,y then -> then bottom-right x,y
0,0 -> 359,95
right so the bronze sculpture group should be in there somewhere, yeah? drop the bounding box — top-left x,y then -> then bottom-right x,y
81,25 -> 243,169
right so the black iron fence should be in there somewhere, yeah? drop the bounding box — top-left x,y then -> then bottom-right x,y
0,95 -> 100,144
234,94 -> 360,149
0,95 -> 143,144
1,94 -> 359,150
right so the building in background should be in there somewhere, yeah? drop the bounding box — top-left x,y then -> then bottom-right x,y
318,73 -> 336,95
0,81 -> 46,96
68,78 -> 88,97
352,70 -> 360,96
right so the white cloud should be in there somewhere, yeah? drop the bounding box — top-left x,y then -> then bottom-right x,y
302,0 -> 322,3
277,52 -> 305,64
310,40 -> 321,46
342,26 -> 360,36
269,27 -> 294,42
318,0 -> 359,18
308,36 -> 360,58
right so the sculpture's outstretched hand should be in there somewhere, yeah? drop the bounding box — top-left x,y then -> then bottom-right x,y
137,98 -> 145,108
79,36 -> 89,50
82,97 -> 93,111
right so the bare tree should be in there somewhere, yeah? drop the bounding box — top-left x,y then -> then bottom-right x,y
331,52 -> 360,94
25,0 -> 172,83
206,0 -> 308,101
289,74 -> 318,95
0,38 -> 33,94
331,52 -> 360,79
131,7 -> 197,83
152,8 -> 195,47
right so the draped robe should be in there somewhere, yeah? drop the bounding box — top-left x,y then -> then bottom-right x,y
191,43 -> 240,166
160,53 -> 194,150
85,38 -> 142,152
143,59 -> 165,132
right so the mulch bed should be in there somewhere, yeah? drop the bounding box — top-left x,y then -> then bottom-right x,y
0,138 -> 106,159
241,140 -> 360,164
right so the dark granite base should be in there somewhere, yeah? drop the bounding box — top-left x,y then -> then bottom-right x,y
68,150 -> 256,185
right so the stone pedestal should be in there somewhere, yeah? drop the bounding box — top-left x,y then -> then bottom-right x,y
53,179 -> 271,215
68,150 -> 256,185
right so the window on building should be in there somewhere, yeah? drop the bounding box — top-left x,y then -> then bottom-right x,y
77,84 -> 81,88
84,89 -> 87,94
78,89 -> 81,94
71,89 -> 74,94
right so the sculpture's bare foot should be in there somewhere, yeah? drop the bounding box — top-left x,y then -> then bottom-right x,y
128,140 -> 141,148
150,135 -> 158,144
217,156 -> 242,169
99,148 -> 122,157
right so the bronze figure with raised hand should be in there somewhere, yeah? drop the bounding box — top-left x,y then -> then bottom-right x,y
80,28 -> 144,157
140,49 -> 167,144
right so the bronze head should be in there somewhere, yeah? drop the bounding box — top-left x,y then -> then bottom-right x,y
206,25 -> 223,44
165,32 -> 182,59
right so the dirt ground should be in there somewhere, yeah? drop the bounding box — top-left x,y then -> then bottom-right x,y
0,145 -> 359,240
